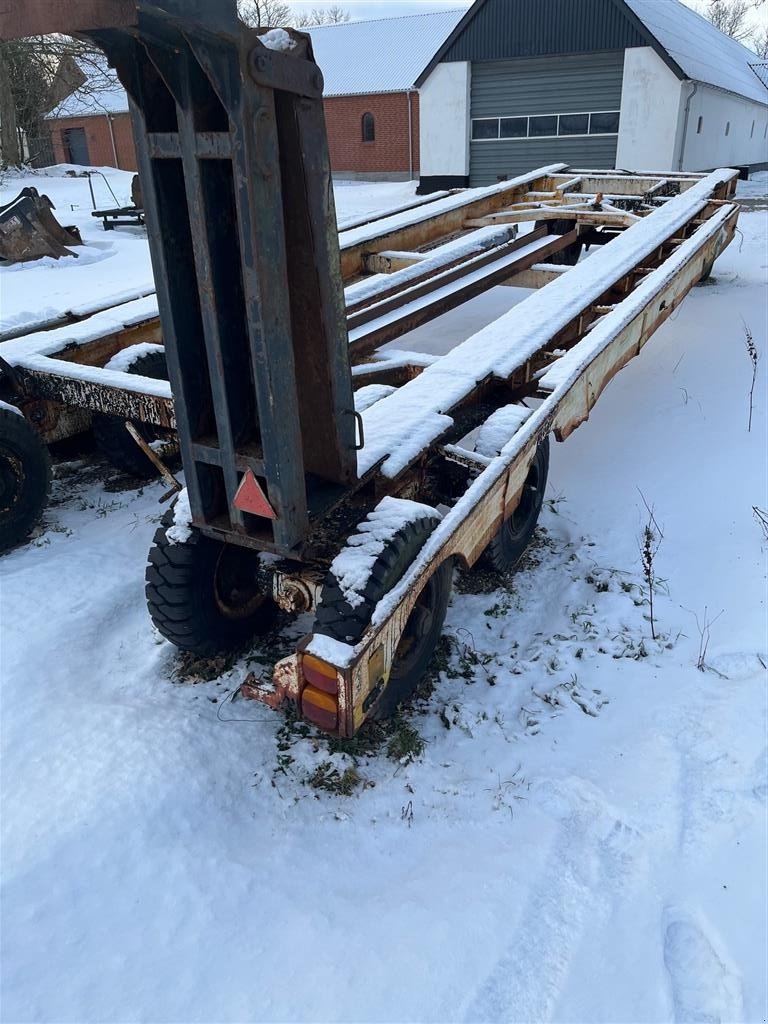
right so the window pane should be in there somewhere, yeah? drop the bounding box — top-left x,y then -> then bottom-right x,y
529,115 -> 558,137
558,113 -> 589,136
589,111 -> 620,134
500,117 -> 527,138
472,119 -> 499,140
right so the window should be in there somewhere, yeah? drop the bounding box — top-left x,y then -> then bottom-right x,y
559,113 -> 589,136
724,121 -> 730,136
471,110 -> 620,141
500,117 -> 527,138
696,116 -> 703,135
529,115 -> 558,137
361,112 -> 375,142
472,118 -> 499,140
589,111 -> 620,134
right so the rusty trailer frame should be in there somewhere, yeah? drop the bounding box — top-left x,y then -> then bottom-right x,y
248,180 -> 740,735
0,0 -> 740,741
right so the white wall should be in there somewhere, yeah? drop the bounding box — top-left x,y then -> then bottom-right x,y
680,83 -> 768,170
419,62 -> 471,177
616,47 -> 684,171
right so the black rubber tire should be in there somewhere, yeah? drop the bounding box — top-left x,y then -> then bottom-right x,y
314,513 -> 453,719
146,506 -> 276,654
0,406 -> 51,552
535,218 -> 583,266
482,437 -> 550,573
93,349 -> 174,478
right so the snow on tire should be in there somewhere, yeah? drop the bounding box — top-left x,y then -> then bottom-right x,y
314,497 -> 453,719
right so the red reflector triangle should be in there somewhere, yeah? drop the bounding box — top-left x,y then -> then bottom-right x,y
233,470 -> 277,519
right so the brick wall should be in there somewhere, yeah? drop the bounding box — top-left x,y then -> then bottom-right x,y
324,92 -> 419,176
48,92 -> 419,179
50,113 -> 137,171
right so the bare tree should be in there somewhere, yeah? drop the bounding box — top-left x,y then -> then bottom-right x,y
0,33 -> 115,168
0,45 -> 20,167
238,0 -> 293,27
239,1 -> 350,28
703,0 -> 756,40
751,24 -> 768,56
295,6 -> 351,27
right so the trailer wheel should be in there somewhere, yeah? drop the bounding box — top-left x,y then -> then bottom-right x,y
536,218 -> 582,266
145,507 -> 276,654
314,515 -> 453,719
92,349 -> 175,477
482,437 -> 549,572
0,406 -> 51,552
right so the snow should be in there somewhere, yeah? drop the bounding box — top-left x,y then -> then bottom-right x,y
327,495 -> 439,610
473,403 -> 532,458
0,167 -> 153,337
348,232 -> 558,351
737,170 -> 768,199
345,225 -> 517,309
0,183 -> 766,1024
0,399 -> 22,416
353,383 -> 396,412
0,293 -> 171,399
166,488 -> 193,545
357,169 -> 737,479
0,170 -> 421,341
104,342 -> 164,373
625,0 -> 768,105
304,632 -> 357,668
258,28 -> 296,52
339,165 -> 566,250
306,10 -> 465,97
539,203 -> 734,392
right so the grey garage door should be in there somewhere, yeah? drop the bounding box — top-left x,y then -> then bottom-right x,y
469,51 -> 624,186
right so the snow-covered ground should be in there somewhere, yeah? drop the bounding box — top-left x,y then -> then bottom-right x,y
1,170 -> 766,1024
0,167 -> 415,336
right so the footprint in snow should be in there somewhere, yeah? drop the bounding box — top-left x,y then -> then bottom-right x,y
663,909 -> 742,1023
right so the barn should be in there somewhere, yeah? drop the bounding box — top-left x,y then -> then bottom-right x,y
44,9 -> 465,180
416,0 -> 768,192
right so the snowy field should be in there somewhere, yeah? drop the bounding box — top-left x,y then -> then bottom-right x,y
1,168 -> 766,1024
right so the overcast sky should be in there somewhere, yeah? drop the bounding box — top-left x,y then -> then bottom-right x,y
289,0 -> 470,20
288,0 -> 760,27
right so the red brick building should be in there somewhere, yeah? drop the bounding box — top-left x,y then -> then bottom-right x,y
46,9 -> 462,181
50,111 -> 137,170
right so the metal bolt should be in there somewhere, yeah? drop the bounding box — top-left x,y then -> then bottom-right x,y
252,53 -> 268,73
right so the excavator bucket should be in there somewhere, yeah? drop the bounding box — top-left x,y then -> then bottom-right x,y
0,188 -> 83,264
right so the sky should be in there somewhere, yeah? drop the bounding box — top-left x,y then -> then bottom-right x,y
287,0 -> 764,30
289,0 -> 470,20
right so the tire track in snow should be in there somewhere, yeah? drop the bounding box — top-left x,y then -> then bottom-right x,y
462,777 -> 647,1023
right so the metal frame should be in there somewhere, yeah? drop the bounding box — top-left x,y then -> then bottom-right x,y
0,0 -> 740,741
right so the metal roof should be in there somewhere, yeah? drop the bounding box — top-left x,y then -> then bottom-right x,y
421,0 -> 767,105
47,8 -> 466,118
624,0 -> 768,105
47,57 -> 130,116
309,9 -> 466,96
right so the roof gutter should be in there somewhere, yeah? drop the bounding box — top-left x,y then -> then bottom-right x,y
407,88 -> 414,180
678,80 -> 698,171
